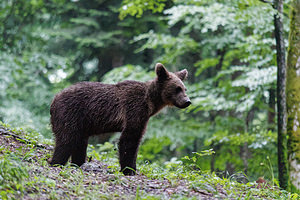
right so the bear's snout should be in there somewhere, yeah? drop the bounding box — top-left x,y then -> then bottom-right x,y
183,99 -> 191,108
181,98 -> 191,108
175,97 -> 191,109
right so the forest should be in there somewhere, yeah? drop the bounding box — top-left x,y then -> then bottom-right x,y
0,0 -> 300,199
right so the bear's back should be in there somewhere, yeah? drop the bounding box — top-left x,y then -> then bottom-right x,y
50,81 -> 149,135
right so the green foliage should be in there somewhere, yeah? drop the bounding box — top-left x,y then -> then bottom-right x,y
139,136 -> 171,161
0,51 -> 69,136
102,64 -> 155,84
0,0 -> 45,52
206,130 -> 276,148
133,31 -> 199,64
87,142 -> 119,166
119,0 -> 167,20
182,149 -> 215,170
0,0 -> 294,191
146,115 -> 210,151
0,153 -> 29,199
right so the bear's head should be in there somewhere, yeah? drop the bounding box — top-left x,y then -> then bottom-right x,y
155,63 -> 191,109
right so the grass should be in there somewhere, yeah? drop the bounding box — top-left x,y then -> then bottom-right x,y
0,123 -> 299,200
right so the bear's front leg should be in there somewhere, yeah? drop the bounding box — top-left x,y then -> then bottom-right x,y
118,125 -> 146,175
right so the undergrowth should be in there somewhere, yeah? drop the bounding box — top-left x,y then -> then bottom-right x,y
0,123 -> 299,200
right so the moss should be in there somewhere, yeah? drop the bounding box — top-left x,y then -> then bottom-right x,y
286,0 -> 300,192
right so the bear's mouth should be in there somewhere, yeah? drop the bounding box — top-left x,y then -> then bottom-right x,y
174,99 -> 191,109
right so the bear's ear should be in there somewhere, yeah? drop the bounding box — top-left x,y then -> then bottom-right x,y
175,69 -> 188,81
155,63 -> 169,81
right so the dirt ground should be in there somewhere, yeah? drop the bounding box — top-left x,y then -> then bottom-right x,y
0,126 -> 225,199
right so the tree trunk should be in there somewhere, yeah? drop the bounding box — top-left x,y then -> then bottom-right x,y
274,0 -> 289,190
286,0 -> 300,193
268,88 -> 276,131
241,109 -> 254,175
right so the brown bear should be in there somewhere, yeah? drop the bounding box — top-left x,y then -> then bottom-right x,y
49,63 -> 191,175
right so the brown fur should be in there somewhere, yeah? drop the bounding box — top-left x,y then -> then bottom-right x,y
49,63 -> 191,175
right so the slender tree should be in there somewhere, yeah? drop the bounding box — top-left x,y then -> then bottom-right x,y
286,0 -> 300,193
274,0 -> 289,189
268,88 -> 276,131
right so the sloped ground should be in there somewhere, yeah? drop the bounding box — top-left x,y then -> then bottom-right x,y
0,126 -> 218,199
0,126 -> 297,200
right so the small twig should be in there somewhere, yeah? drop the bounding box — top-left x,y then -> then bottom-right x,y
259,0 -> 273,4
0,126 -> 53,150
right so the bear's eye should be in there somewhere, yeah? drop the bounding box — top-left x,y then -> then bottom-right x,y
175,87 -> 182,94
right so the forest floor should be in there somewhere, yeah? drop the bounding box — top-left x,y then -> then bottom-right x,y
0,125 -> 297,200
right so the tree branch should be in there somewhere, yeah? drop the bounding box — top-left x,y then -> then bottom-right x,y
259,0 -> 273,4
0,126 -> 53,150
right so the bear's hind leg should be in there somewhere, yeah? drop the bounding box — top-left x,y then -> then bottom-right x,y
50,143 -> 72,166
71,138 -> 88,166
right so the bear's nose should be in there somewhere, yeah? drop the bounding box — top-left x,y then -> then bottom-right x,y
182,99 -> 191,108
